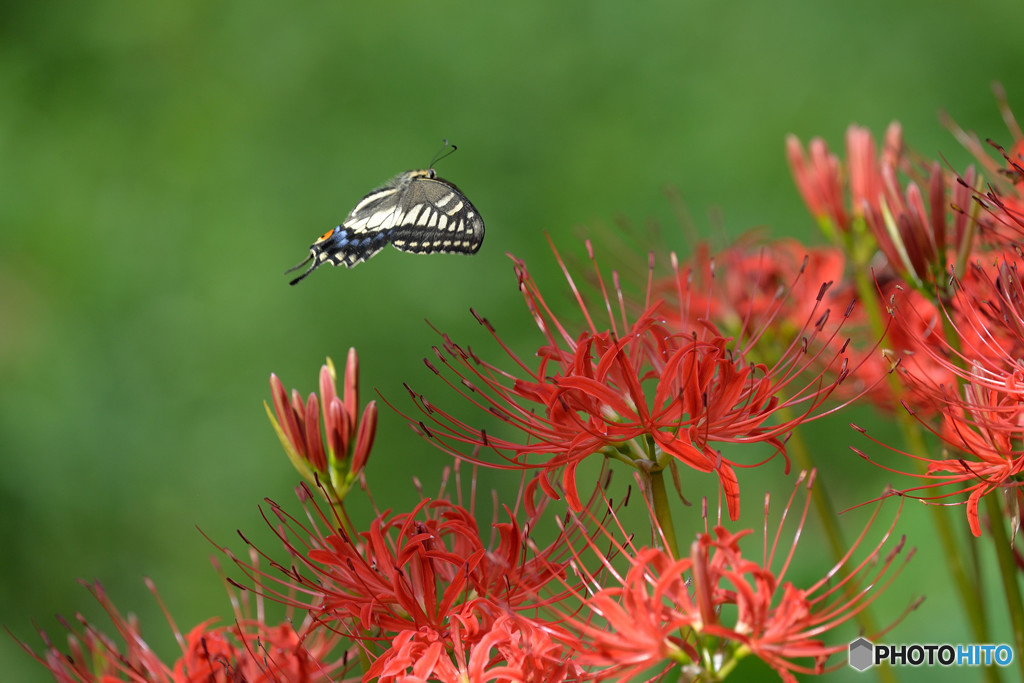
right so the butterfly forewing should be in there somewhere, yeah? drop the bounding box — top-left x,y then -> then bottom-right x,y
288,168 -> 484,285
343,183 -> 407,233
387,176 -> 484,256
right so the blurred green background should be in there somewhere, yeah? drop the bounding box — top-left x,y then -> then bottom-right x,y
3,1 -> 1024,681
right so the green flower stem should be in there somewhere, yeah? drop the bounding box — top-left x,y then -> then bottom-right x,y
985,493 -> 1024,681
714,644 -> 746,680
650,468 -> 680,559
331,500 -> 356,540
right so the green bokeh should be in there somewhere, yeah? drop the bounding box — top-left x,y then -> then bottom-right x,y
3,2 -> 1023,681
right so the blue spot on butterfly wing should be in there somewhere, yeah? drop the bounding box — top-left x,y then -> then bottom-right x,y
321,229 -> 351,249
324,227 -> 391,251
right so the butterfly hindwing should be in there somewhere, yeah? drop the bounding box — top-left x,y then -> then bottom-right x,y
288,168 -> 484,285
312,226 -> 391,269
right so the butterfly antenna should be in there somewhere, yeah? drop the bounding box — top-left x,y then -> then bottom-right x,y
429,139 -> 458,169
286,254 -> 319,285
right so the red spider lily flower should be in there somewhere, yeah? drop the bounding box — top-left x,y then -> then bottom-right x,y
562,471 -> 915,682
882,255 -> 1024,401
856,258 -> 1024,535
932,384 -> 1024,537
399,242 -> 857,520
15,564 -> 351,682
226,480 -> 577,676
867,161 -> 979,290
854,381 -> 1024,538
789,123 -> 982,289
266,348 -> 377,502
786,123 -> 900,240
365,614 -> 586,683
650,236 -> 901,411
660,238 -> 849,337
829,280 -> 958,417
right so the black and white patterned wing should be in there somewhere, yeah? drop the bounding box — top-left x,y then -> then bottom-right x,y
386,174 -> 485,256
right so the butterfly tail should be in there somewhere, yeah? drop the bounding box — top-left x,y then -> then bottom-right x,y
286,254 -> 321,286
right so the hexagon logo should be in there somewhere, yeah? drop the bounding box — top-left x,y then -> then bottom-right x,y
849,638 -> 874,671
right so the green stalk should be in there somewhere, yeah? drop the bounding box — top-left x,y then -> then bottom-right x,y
985,493 -> 1024,680
650,468 -> 680,559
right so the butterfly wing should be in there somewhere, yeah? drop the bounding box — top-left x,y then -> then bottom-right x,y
386,175 -> 485,256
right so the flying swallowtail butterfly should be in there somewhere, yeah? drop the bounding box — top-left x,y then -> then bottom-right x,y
286,144 -> 485,285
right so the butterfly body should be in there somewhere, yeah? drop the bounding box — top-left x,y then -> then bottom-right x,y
288,168 -> 484,284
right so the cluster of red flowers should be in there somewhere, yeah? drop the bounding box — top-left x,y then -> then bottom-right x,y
399,238 -> 863,523
563,472 -> 913,682
17,567 -> 351,682
19,92 -> 1024,681
789,94 -> 1024,537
